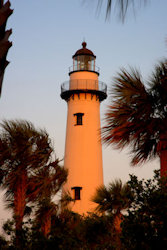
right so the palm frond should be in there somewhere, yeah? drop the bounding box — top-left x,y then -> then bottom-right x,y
96,0 -> 149,21
61,191 -> 74,209
92,180 -> 133,215
92,185 -> 113,213
27,160 -> 67,202
102,67 -> 152,149
103,60 -> 167,166
0,119 -> 56,234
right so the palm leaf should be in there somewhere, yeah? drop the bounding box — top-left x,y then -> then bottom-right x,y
92,179 -> 133,214
103,60 -> 167,166
96,0 -> 148,21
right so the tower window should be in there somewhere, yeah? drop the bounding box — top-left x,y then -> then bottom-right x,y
74,113 -> 84,125
71,186 -> 82,200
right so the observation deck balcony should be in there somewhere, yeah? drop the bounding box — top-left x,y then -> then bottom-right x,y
61,79 -> 107,102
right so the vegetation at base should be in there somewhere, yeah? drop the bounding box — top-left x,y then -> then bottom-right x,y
1,168 -> 167,249
1,120 -> 167,249
121,170 -> 167,250
0,119 -> 67,249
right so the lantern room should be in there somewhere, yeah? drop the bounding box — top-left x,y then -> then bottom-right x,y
69,42 -> 99,74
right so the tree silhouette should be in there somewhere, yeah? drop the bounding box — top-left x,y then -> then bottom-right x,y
0,120 -> 55,247
0,0 -> 13,96
27,160 -> 67,237
102,60 -> 167,176
93,179 -> 133,229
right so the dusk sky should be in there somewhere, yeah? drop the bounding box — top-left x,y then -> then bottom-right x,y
0,0 -> 167,224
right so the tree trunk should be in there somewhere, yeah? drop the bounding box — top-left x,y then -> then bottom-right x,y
0,0 -> 13,96
158,136 -> 167,177
13,170 -> 27,248
113,213 -> 123,250
160,149 -> 167,177
41,212 -> 51,237
114,213 -> 122,233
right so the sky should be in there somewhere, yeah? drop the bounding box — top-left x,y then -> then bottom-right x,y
0,0 -> 167,225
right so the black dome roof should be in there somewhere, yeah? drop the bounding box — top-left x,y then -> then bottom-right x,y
72,42 -> 96,59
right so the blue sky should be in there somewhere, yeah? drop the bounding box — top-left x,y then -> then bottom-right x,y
0,0 -> 167,222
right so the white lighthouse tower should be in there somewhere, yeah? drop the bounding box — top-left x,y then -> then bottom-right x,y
61,42 -> 107,214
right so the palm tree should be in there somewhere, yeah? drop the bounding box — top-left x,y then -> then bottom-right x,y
27,160 -> 68,237
0,0 -> 13,96
95,0 -> 149,21
92,179 -> 133,232
0,119 -> 53,247
102,60 -> 167,176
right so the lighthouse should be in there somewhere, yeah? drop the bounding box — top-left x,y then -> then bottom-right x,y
61,42 -> 107,214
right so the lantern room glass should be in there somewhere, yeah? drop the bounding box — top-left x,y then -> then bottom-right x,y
73,55 -> 95,72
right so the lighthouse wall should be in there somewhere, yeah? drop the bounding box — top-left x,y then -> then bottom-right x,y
63,71 -> 104,214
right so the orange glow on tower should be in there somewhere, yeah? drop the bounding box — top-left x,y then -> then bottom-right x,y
61,42 -> 107,214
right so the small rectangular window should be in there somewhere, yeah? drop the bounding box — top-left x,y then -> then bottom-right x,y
74,113 -> 84,126
71,187 -> 82,200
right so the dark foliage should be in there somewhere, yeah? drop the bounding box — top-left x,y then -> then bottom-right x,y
121,170 -> 167,249
0,120 -> 67,247
2,171 -> 167,249
102,60 -> 167,170
0,0 -> 13,96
